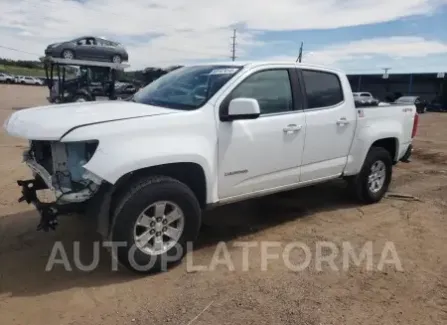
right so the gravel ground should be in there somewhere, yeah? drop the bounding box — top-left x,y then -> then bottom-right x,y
0,84 -> 446,325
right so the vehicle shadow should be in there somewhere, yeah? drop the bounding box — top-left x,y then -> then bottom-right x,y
197,179 -> 356,248
0,180 -> 357,298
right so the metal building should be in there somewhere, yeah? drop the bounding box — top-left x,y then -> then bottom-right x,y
347,73 -> 446,104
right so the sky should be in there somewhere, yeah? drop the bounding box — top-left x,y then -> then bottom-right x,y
0,0 -> 447,73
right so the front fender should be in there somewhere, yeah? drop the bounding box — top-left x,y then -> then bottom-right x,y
89,136 -> 212,180
62,132 -> 215,202
59,107 -> 218,202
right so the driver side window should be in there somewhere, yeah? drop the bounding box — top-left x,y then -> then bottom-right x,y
84,38 -> 96,46
230,69 -> 293,115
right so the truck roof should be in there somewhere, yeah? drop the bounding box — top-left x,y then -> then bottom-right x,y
189,61 -> 344,74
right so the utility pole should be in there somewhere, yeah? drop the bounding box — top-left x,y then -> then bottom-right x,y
231,29 -> 237,61
382,68 -> 391,94
296,42 -> 304,63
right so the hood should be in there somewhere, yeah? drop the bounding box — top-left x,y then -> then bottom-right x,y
4,101 -> 179,140
47,42 -> 62,49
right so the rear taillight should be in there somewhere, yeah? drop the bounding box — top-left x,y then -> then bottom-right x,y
412,113 -> 419,138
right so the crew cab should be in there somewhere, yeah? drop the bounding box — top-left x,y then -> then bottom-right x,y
3,62 -> 418,273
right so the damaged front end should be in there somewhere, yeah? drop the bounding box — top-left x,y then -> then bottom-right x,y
18,140 -> 103,231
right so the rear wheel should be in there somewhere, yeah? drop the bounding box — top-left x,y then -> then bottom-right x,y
61,50 -> 75,60
110,176 -> 201,273
349,147 -> 392,203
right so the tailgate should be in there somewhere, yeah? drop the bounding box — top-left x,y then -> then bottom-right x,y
395,104 -> 417,144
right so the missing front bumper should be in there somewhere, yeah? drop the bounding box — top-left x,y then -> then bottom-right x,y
18,178 -> 57,231
17,178 -> 85,231
23,149 -> 101,204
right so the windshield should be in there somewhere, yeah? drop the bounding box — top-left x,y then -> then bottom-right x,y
132,65 -> 243,110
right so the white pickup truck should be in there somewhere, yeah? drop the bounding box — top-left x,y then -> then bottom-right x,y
4,61 -> 417,273
15,75 -> 44,86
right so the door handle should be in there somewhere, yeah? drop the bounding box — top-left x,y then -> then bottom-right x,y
283,124 -> 302,134
336,117 -> 350,125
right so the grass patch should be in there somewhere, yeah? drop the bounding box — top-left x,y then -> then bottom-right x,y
0,64 -> 46,77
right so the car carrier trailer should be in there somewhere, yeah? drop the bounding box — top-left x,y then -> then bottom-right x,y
40,56 -> 130,104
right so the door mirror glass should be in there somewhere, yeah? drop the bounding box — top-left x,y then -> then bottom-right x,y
225,98 -> 261,121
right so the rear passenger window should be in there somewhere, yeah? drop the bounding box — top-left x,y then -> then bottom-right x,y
302,70 -> 343,109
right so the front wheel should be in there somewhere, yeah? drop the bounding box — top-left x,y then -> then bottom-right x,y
111,55 -> 122,63
349,147 -> 392,203
61,50 -> 75,60
110,176 -> 201,273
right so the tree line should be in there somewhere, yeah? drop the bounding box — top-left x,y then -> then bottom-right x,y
0,58 -> 43,69
0,57 -> 183,86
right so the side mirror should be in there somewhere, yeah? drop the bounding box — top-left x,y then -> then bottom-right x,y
223,98 -> 261,121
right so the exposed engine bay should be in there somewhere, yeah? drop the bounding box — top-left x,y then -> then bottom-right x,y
18,140 -> 104,231
26,140 -> 103,202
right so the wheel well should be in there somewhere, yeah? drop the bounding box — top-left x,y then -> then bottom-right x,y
61,49 -> 74,56
111,163 -> 207,209
371,138 -> 398,161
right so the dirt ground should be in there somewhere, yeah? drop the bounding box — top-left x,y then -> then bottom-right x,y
0,84 -> 446,325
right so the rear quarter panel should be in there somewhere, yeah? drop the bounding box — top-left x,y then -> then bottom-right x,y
343,104 -> 416,175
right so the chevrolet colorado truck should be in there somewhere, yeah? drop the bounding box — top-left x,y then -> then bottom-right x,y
3,62 -> 418,273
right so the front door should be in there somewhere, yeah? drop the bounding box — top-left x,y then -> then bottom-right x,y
76,37 -> 97,60
217,68 -> 306,199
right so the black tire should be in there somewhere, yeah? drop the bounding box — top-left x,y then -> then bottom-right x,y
110,176 -> 201,273
72,94 -> 89,102
61,49 -> 75,60
416,105 -> 427,114
349,146 -> 392,204
111,55 -> 122,63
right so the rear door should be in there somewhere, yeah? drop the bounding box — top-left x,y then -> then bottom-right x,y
96,38 -> 115,59
298,68 -> 357,182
